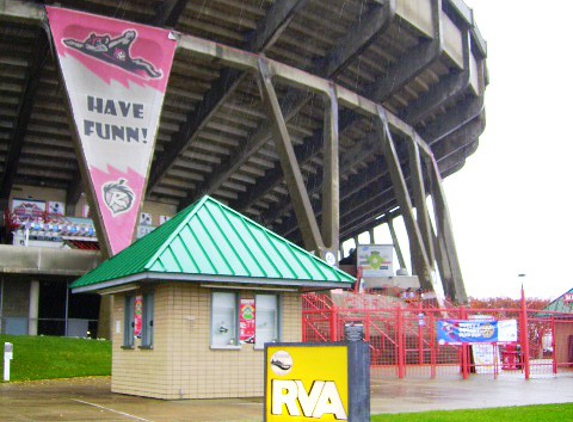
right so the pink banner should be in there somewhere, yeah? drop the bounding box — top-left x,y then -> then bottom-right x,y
46,7 -> 177,255
240,299 -> 256,344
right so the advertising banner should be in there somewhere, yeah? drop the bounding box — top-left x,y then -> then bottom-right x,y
437,320 -> 498,345
240,299 -> 256,344
357,244 -> 393,278
46,7 -> 178,255
265,344 -> 348,422
437,319 -> 518,345
134,295 -> 143,338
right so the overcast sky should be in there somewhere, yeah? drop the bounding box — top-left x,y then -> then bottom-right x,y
347,1 -> 572,300
442,0 -> 573,299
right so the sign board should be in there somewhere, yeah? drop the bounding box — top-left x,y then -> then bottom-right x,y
46,7 -> 177,256
357,244 -> 393,278
437,319 -> 518,345
239,299 -> 256,344
265,344 -> 349,422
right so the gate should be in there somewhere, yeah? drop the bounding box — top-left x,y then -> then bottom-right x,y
302,293 -> 573,380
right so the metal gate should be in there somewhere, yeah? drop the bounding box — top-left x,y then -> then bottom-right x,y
302,293 -> 573,380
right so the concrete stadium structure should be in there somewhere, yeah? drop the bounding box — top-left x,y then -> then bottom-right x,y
0,0 -> 487,337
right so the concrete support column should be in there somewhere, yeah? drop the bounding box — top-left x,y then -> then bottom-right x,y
28,280 -> 40,335
387,217 -> 407,271
376,106 -> 432,290
320,84 -> 340,264
425,153 -> 467,303
257,58 -> 325,255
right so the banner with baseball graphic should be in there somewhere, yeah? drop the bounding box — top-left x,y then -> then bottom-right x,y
46,7 -> 178,256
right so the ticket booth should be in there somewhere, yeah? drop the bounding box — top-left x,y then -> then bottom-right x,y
70,196 -> 354,399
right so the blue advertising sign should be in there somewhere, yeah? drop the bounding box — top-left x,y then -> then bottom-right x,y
437,320 -> 498,345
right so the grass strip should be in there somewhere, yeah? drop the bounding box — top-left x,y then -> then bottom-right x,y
372,403 -> 573,422
0,334 -> 111,382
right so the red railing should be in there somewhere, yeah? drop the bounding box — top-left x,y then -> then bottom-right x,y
302,292 -> 573,380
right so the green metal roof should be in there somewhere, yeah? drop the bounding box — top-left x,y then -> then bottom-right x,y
543,288 -> 573,313
70,196 -> 354,293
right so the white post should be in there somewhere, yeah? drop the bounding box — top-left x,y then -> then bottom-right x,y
3,342 -> 13,382
28,281 -> 40,336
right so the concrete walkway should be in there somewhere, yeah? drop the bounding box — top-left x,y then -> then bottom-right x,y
1,375 -> 572,421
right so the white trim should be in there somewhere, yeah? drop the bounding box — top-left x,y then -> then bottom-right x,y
200,283 -> 297,292
71,271 -> 352,294
99,284 -> 139,295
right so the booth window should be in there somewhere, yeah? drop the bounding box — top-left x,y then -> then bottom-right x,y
123,295 -> 135,348
255,294 -> 280,349
141,292 -> 154,349
210,291 -> 239,348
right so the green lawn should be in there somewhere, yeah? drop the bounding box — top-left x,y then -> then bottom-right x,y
0,334 -> 111,382
372,403 -> 573,422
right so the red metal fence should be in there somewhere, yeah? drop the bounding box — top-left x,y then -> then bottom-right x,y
302,293 -> 573,380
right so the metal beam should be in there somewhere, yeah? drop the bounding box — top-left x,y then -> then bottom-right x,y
152,0 -> 189,27
257,58 -> 324,254
387,216 -> 407,270
367,0 -> 443,103
424,151 -> 467,303
190,2 -> 396,204
401,29 -> 471,124
316,0 -> 396,78
247,0 -> 311,52
277,122 -> 479,249
431,112 -> 485,158
376,107 -> 432,290
66,170 -> 85,214
147,0 -> 309,194
0,27 -> 49,198
321,85 -> 339,255
0,0 -> 45,23
336,140 -> 477,241
258,129 -> 380,226
407,136 -> 435,264
264,90 -> 485,238
421,95 -> 484,144
234,54 -> 479,219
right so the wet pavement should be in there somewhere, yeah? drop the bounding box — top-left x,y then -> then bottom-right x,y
1,375 -> 572,421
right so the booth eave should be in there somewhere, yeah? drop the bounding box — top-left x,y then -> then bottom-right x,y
71,271 -> 352,294
69,195 -> 355,293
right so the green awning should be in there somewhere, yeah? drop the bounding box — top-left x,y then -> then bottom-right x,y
71,196 -> 354,293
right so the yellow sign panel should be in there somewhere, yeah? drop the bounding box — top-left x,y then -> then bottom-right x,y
265,344 -> 348,422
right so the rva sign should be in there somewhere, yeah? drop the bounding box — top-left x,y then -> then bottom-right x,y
271,380 -> 346,420
265,345 -> 349,422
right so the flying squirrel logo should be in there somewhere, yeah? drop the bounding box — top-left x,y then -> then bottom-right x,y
102,179 -> 135,215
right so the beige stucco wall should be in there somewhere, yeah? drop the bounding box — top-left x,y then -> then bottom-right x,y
111,282 -> 302,399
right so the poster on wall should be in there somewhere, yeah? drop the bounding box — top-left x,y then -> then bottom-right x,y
46,7 -> 178,256
134,295 -> 143,338
240,299 -> 256,344
357,244 -> 394,278
11,199 -> 46,223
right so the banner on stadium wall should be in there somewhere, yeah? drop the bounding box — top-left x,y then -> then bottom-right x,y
46,7 -> 178,255
436,319 -> 518,345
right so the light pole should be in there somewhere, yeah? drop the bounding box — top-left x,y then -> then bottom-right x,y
518,273 -> 530,379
